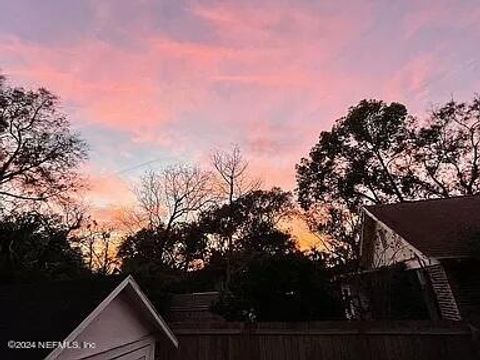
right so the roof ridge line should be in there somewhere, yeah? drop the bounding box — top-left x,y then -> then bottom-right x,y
365,194 -> 480,209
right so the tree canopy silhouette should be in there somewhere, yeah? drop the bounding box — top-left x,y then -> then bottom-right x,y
118,188 -> 297,282
0,211 -> 88,284
296,97 -> 480,266
0,74 -> 88,204
199,187 -> 295,257
213,252 -> 343,322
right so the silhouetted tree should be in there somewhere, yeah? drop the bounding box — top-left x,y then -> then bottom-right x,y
124,164 -> 215,276
118,188 -> 296,288
76,219 -> 119,275
211,144 -> 260,203
213,252 -> 343,321
118,225 -> 176,276
175,221 -> 210,271
0,74 -> 88,205
135,164 -> 214,231
0,212 -> 88,284
118,220 -> 210,275
199,188 -> 296,257
211,145 -> 260,284
296,97 -> 480,268
412,97 -> 480,196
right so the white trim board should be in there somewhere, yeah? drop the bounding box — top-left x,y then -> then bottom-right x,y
45,275 -> 178,360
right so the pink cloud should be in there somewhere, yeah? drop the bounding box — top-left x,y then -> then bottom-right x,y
83,168 -> 135,208
385,54 -> 447,108
0,0 -> 373,146
1,0 -> 478,217
0,35 -> 234,136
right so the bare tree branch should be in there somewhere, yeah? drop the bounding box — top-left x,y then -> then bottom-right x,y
134,164 -> 214,231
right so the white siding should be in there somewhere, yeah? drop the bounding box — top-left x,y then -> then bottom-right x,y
368,216 -> 430,269
56,291 -> 157,360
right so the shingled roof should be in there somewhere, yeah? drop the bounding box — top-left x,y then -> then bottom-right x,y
364,195 -> 480,259
167,292 -> 224,323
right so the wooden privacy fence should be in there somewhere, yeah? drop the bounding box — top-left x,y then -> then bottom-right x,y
157,321 -> 479,360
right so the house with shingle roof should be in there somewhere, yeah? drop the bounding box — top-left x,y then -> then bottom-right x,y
355,195 -> 480,323
342,196 -> 480,324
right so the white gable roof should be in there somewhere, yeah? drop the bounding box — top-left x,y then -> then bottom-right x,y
45,275 -> 178,360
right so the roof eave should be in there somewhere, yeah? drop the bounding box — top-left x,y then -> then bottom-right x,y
45,276 -> 178,360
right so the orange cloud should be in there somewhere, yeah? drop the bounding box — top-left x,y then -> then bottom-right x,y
280,215 -> 325,251
84,169 -> 134,207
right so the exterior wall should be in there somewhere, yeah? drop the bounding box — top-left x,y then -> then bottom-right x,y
443,259 -> 480,325
341,282 -> 371,320
342,267 -> 431,320
78,337 -> 156,360
56,291 -> 158,360
362,213 -> 429,270
360,212 -> 459,322
425,264 -> 462,321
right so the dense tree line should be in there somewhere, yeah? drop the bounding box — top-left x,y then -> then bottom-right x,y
2,72 -> 480,321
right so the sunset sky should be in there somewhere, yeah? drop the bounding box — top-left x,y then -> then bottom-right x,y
1,0 -> 479,238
